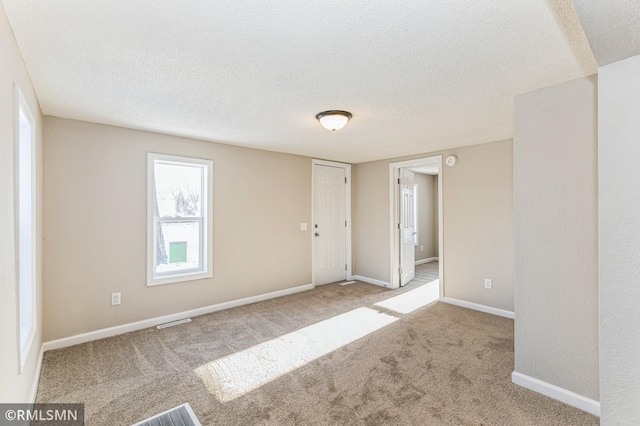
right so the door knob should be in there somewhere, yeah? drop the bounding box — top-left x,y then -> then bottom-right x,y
315,233 -> 320,237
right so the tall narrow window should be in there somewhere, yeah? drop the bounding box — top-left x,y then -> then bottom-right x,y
147,154 -> 213,286
16,87 -> 36,372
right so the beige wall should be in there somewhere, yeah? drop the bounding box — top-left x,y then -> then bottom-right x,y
414,173 -> 438,261
351,160 -> 389,282
0,6 -> 44,403
353,140 -> 514,312
43,117 -> 312,341
513,75 -> 599,400
598,54 -> 640,422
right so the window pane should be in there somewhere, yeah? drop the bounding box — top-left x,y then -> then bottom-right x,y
155,220 -> 201,274
154,162 -> 203,218
19,107 -> 34,341
17,97 -> 36,370
148,153 -> 212,286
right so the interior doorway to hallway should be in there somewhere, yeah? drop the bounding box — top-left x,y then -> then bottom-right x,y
389,156 -> 443,297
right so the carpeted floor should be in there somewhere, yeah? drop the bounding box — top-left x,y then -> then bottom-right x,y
36,262 -> 598,425
411,261 -> 440,285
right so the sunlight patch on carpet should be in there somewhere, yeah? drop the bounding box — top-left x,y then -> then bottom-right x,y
374,280 -> 439,314
195,307 -> 398,402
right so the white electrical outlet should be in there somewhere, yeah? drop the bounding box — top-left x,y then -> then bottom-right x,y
300,223 -> 308,231
484,279 -> 492,289
421,245 -> 424,251
111,292 -> 121,305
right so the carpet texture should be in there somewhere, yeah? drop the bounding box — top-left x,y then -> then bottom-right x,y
36,263 -> 598,425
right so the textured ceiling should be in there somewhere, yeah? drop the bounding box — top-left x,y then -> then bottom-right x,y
573,0 -> 640,66
3,1 -> 596,163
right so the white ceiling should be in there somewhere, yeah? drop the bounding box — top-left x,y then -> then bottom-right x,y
3,1 -> 597,163
573,0 -> 640,66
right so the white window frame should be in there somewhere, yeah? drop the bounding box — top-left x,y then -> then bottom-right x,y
15,86 -> 37,373
413,184 -> 419,246
147,153 -> 213,286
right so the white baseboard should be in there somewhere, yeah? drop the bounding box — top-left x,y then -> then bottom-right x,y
415,257 -> 439,265
511,371 -> 600,417
43,283 -> 314,352
28,344 -> 44,403
352,275 -> 391,288
442,297 -> 515,319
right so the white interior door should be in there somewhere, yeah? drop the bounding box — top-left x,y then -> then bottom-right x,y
314,165 -> 347,285
400,168 -> 416,286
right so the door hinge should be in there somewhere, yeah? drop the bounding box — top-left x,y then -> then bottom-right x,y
345,177 -> 347,184
397,223 -> 401,229
397,178 -> 401,184
398,267 -> 403,275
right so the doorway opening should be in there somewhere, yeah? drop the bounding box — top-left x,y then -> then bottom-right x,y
312,159 -> 352,286
389,156 -> 443,299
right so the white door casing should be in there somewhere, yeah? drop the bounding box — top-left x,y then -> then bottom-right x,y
399,168 -> 416,286
313,164 -> 347,285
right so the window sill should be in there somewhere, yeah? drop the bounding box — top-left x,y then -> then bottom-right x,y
147,271 -> 212,287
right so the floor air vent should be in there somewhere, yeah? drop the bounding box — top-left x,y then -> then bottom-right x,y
156,318 -> 192,329
132,403 -> 201,426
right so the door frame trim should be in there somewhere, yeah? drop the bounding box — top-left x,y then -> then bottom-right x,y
389,156 -> 443,294
312,159 -> 352,286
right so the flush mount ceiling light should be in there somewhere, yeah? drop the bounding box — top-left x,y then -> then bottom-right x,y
315,110 -> 352,131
